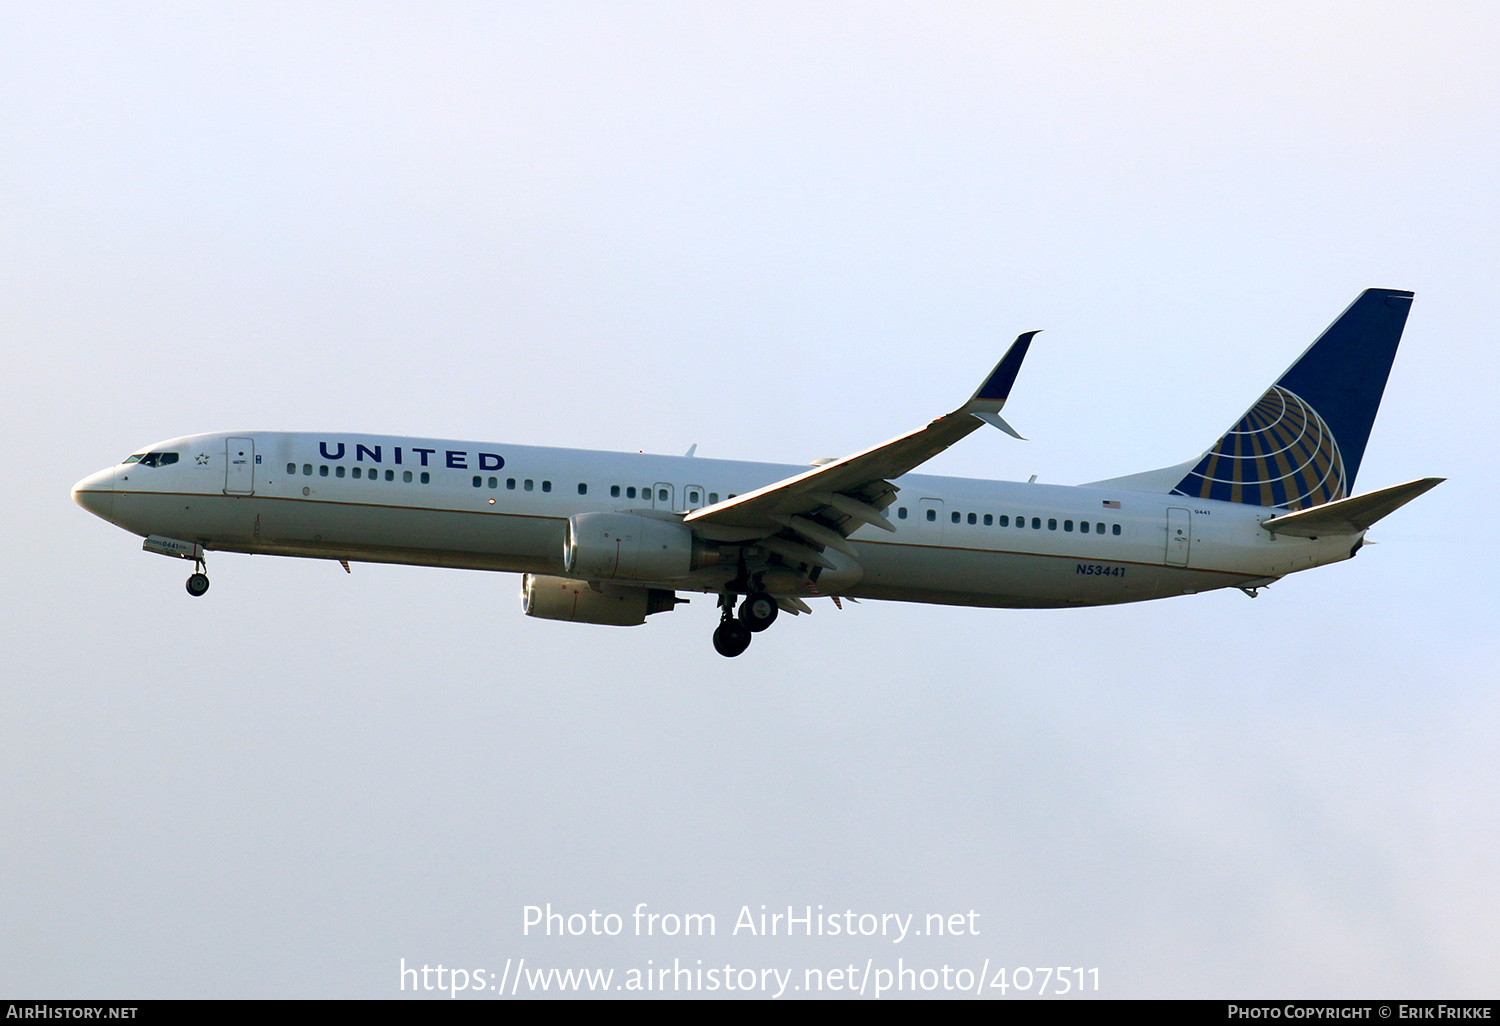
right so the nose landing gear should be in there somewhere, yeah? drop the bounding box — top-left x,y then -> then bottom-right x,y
185,554 -> 210,597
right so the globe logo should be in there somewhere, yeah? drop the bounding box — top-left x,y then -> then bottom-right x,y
1173,385 -> 1346,509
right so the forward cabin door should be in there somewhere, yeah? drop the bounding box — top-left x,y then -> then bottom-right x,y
225,438 -> 255,495
1165,507 -> 1191,566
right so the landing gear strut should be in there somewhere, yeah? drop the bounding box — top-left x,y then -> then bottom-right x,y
712,592 -> 751,657
185,555 -> 210,597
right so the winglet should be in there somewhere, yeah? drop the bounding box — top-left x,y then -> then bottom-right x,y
969,331 -> 1040,406
965,330 -> 1038,438
971,410 -> 1026,439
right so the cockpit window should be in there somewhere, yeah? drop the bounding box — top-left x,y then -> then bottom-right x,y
129,452 -> 180,468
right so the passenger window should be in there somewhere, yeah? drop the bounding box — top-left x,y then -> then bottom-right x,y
303,464 -> 313,475
968,512 -> 977,525
472,476 -> 482,488
319,465 -> 329,477
352,467 -> 362,479
420,472 -> 430,484
709,493 -> 719,504
1080,521 -> 1089,533
403,471 -> 413,483
951,511 -> 960,524
1064,520 -> 1073,532
1097,522 -> 1105,534
1031,517 -> 1041,529
524,479 -> 534,491
1048,519 -> 1057,531
626,486 -> 636,498
578,483 -> 587,495
384,470 -> 394,481
610,485 -> 621,497
999,515 -> 1009,527
507,478 -> 516,490
657,488 -> 667,501
688,490 -> 699,503
286,463 -> 296,474
927,509 -> 936,522
336,466 -> 346,478
983,514 -> 992,526
898,507 -> 908,519
1112,524 -> 1121,536
488,477 -> 497,488
543,481 -> 552,493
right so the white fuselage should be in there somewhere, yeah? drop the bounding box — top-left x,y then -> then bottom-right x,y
72,431 -> 1360,608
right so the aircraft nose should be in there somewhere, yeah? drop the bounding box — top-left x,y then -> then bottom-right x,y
71,466 -> 116,521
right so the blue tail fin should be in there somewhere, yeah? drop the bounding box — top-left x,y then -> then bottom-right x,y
1171,289 -> 1414,510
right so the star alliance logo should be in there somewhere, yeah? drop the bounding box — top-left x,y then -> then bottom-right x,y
196,453 -> 209,465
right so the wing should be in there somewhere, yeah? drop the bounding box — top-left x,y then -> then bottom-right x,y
684,332 -> 1039,547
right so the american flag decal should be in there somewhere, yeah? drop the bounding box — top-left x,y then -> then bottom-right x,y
1103,500 -> 1121,509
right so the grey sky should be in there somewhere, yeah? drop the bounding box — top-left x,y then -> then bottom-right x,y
2,2 -> 1496,998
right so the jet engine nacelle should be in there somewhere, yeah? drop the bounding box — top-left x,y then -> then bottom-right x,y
520,574 -> 679,627
563,512 -> 718,582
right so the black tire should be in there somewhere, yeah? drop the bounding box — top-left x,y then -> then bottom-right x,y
739,592 -> 779,632
712,619 -> 752,657
186,573 -> 210,597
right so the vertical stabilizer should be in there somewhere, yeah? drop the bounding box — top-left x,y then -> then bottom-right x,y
1168,289 -> 1414,509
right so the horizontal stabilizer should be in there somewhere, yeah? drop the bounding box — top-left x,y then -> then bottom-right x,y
1260,477 -> 1443,537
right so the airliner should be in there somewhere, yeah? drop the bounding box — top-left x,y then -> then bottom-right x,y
72,289 -> 1440,656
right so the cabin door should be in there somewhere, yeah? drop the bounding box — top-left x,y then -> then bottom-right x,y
1165,507 -> 1191,566
225,438 -> 255,495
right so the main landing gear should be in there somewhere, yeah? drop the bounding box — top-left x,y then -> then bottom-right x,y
710,590 -> 780,657
739,592 -> 778,632
185,555 -> 210,597
712,593 -> 752,657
